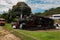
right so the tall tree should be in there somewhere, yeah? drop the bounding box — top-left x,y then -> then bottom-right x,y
2,2 -> 32,23
11,2 -> 31,18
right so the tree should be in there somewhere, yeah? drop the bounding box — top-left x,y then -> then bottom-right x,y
34,12 -> 43,16
43,7 -> 60,16
2,12 -> 13,23
2,2 -> 32,23
0,14 -> 2,18
11,2 -> 31,18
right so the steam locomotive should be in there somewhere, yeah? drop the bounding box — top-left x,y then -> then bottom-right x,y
12,16 -> 55,30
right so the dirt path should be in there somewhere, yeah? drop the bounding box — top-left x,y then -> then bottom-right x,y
0,26 -> 20,40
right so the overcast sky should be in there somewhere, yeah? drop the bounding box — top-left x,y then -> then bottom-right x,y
0,0 -> 60,13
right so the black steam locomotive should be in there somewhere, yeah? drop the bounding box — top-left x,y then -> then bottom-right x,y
12,16 -> 55,30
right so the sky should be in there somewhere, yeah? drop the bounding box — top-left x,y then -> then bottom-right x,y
0,0 -> 60,14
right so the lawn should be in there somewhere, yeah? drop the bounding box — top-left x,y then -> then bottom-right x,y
3,23 -> 60,40
15,29 -> 60,40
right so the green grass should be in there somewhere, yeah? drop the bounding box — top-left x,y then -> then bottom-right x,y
15,29 -> 60,40
3,24 -> 13,31
3,24 -> 60,40
3,24 -> 35,40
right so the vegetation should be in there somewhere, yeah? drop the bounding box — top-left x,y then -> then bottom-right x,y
0,1 -> 60,40
3,24 -> 35,40
2,2 -> 31,23
3,24 -> 60,40
34,7 -> 60,16
0,14 -> 2,18
12,2 -> 31,16
0,2 -> 60,23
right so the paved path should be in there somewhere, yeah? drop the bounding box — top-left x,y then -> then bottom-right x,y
0,26 -> 20,40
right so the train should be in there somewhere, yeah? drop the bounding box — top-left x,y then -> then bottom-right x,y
12,16 -> 55,30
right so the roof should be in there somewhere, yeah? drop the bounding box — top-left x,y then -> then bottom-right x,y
52,14 -> 60,16
0,18 -> 5,20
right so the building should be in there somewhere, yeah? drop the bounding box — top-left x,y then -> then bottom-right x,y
50,14 -> 60,20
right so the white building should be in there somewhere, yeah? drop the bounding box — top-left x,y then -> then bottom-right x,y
50,14 -> 60,19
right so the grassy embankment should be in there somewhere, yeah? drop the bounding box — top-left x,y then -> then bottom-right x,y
3,23 -> 60,40
3,24 -> 35,40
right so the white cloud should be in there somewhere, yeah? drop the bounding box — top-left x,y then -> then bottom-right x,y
30,4 -> 60,10
41,0 -> 54,3
10,0 -> 26,5
0,7 -> 8,11
0,0 -> 27,13
28,0 -> 60,13
41,0 -> 60,4
0,0 -> 60,13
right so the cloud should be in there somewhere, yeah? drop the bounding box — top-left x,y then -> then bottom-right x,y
27,0 -> 60,13
0,0 -> 27,13
0,0 -> 60,13
29,4 -> 60,10
41,0 -> 60,4
27,0 -> 60,4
